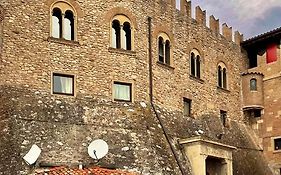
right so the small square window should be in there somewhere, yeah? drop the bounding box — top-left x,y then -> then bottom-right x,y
113,82 -> 132,102
220,110 -> 227,127
53,73 -> 74,95
274,138 -> 281,150
183,98 -> 191,116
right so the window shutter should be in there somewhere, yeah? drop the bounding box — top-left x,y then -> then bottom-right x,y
266,43 -> 277,64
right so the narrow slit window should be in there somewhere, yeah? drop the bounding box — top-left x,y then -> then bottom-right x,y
220,110 -> 227,127
218,66 -> 222,87
222,68 -> 227,89
250,78 -> 257,91
191,53 -> 195,76
196,55 -> 201,78
183,98 -> 191,116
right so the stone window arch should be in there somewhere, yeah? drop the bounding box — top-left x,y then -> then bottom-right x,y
217,62 -> 227,89
111,15 -> 133,50
158,33 -> 171,65
190,49 -> 201,78
250,78 -> 257,91
50,1 -> 77,41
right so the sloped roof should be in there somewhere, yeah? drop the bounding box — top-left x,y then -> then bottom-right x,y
33,166 -> 137,175
241,27 -> 281,47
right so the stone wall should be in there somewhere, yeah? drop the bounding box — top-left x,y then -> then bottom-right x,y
244,41 -> 281,173
0,0 -> 271,174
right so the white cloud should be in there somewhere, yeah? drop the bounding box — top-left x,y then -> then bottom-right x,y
232,0 -> 281,21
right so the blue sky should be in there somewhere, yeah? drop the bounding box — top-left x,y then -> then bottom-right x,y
187,0 -> 281,39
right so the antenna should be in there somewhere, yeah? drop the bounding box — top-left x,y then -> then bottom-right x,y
23,144 -> 41,165
87,139 -> 109,160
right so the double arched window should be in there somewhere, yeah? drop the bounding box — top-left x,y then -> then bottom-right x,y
158,33 -> 171,65
217,62 -> 227,89
190,49 -> 201,78
111,15 -> 132,50
51,2 -> 76,41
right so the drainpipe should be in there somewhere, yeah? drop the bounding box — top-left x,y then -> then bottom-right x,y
147,16 -> 186,175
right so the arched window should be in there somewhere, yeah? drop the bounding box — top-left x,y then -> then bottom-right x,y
250,78 -> 257,91
190,49 -> 201,79
64,10 -> 74,40
217,62 -> 227,89
158,37 -> 164,62
165,40 -> 171,65
123,22 -> 131,50
50,2 -> 77,41
52,8 -> 62,38
112,20 -> 121,48
111,15 -> 133,50
158,33 -> 171,65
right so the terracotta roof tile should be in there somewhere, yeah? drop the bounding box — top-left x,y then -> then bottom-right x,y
33,166 -> 137,175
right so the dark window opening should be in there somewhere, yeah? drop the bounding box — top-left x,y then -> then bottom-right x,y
196,55 -> 201,78
165,40 -> 170,65
52,8 -> 62,38
53,73 -> 74,96
113,82 -> 132,102
220,110 -> 227,127
248,51 -> 257,68
112,20 -> 121,49
222,68 -> 227,89
250,78 -> 257,91
183,98 -> 191,116
191,53 -> 195,76
218,66 -> 222,87
253,109 -> 261,118
65,10 -> 74,40
158,37 -> 164,63
123,22 -> 131,50
274,138 -> 281,150
206,156 -> 226,175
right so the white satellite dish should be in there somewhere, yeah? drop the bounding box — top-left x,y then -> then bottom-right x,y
88,139 -> 109,160
23,144 -> 41,165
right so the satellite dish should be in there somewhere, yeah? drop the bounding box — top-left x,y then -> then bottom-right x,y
23,144 -> 41,165
88,139 -> 109,160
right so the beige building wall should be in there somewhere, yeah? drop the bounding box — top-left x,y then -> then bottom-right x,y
245,42 -> 281,173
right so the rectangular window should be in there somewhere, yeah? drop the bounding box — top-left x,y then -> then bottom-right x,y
113,82 -> 132,102
53,73 -> 74,95
220,110 -> 227,127
266,43 -> 277,64
183,98 -> 191,116
274,138 -> 281,150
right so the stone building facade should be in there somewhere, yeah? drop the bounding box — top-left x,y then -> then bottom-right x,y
242,28 -> 281,175
0,0 -> 276,174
